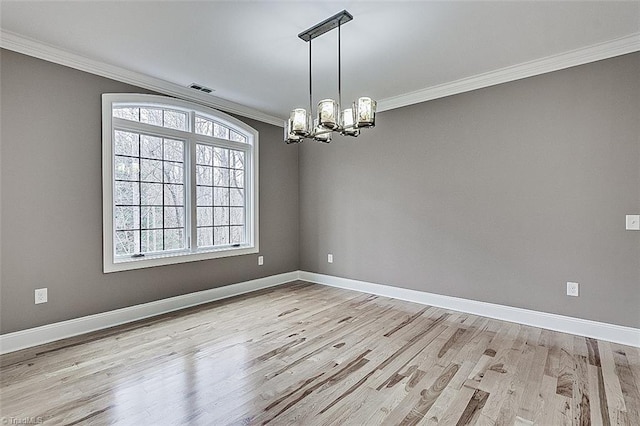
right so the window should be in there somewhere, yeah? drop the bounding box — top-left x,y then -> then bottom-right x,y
102,94 -> 258,272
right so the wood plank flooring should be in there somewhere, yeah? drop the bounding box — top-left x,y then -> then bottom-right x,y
1,281 -> 639,425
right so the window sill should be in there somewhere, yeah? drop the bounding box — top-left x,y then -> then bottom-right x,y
104,245 -> 258,273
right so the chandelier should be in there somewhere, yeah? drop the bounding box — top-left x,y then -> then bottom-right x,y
285,10 -> 377,144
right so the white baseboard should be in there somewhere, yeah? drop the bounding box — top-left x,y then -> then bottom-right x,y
300,271 -> 640,348
3,270 -> 637,354
0,271 -> 299,354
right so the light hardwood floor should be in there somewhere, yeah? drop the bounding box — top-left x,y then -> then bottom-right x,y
1,281 -> 639,425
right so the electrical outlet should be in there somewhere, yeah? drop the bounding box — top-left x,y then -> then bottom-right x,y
328,254 -> 333,263
35,288 -> 48,304
258,255 -> 264,266
626,215 -> 640,230
566,282 -> 579,297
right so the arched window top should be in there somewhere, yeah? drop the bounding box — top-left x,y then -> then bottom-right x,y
102,93 -> 259,273
110,94 -> 256,145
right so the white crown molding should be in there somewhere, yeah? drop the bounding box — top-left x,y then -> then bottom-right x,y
4,30 -> 639,124
0,30 -> 285,127
0,271 -> 299,354
378,32 -> 640,112
299,271 -> 640,348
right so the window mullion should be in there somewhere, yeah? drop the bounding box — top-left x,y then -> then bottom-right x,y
112,118 -> 190,141
160,137 -> 164,252
195,135 -> 248,151
137,136 -> 142,254
189,137 -> 198,253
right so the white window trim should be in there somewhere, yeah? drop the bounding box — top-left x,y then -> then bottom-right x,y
102,93 -> 259,273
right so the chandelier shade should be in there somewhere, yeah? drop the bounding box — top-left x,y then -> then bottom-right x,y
284,119 -> 303,144
290,108 -> 310,136
341,107 -> 360,136
318,99 -> 339,130
313,119 -> 332,143
356,97 -> 377,128
284,10 -> 377,144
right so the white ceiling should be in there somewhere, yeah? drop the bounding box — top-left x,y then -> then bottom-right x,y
1,1 -> 639,122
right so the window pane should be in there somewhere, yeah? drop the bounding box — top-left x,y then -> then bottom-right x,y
195,116 -> 213,136
114,130 -> 139,157
231,170 -> 244,188
140,159 -> 163,183
230,188 -> 244,207
230,150 -> 244,169
140,108 -> 163,126
113,107 -> 139,121
111,130 -> 188,258
197,207 -> 213,226
196,165 -> 212,186
213,123 -> 229,139
115,230 -> 138,255
115,206 -> 140,231
114,156 -> 139,181
141,182 -> 163,205
214,227 -> 229,245
164,229 -> 185,250
164,184 -> 184,206
214,187 -> 229,206
197,186 -> 213,206
196,144 -> 213,166
229,130 -> 246,143
140,135 -> 162,159
115,181 -> 139,205
197,227 -> 213,247
141,230 -> 163,253
230,207 -> 244,226
164,206 -> 184,228
164,161 -> 184,184
141,206 -> 163,229
164,139 -> 184,162
163,110 -> 187,131
214,207 -> 229,226
230,226 -> 244,244
213,147 -> 229,167
213,167 -> 229,187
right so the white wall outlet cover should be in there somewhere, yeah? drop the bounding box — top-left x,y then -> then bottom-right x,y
626,215 -> 640,230
35,288 -> 48,304
328,254 -> 333,263
258,255 -> 264,266
566,282 -> 579,297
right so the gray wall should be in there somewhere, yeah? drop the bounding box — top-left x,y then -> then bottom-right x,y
2,48 -> 638,335
300,53 -> 640,328
0,50 -> 299,334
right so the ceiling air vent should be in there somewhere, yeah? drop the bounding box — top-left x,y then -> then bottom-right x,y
188,83 -> 214,94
